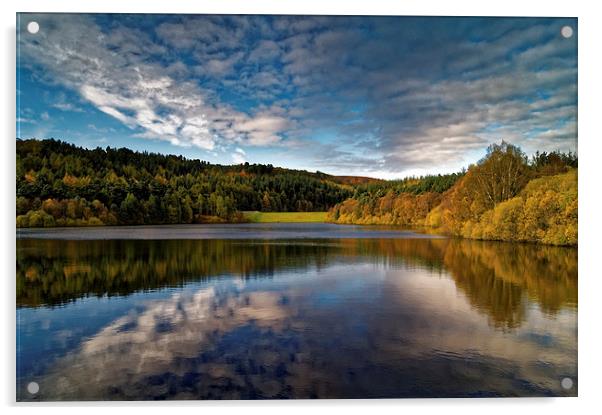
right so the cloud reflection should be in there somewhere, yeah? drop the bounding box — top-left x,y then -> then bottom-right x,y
29,256 -> 576,400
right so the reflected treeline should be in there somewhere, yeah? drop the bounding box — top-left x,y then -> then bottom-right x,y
440,240 -> 577,328
17,239 -> 337,308
17,238 -> 577,328
337,238 -> 577,328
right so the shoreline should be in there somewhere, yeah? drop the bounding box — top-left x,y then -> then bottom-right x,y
15,221 -> 577,247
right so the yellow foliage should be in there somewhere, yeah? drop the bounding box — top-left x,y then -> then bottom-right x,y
424,205 -> 442,228
328,169 -> 577,246
328,191 -> 441,227
24,170 -> 37,183
62,174 -> 91,187
450,170 -> 577,245
62,174 -> 79,187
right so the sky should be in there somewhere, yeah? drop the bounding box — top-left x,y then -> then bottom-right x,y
16,14 -> 577,179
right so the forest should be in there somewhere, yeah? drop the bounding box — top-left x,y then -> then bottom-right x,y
16,139 -> 578,246
328,142 -> 577,246
16,139 -> 355,227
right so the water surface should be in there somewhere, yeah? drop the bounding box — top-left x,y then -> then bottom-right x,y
17,223 -> 439,240
16,224 -> 577,400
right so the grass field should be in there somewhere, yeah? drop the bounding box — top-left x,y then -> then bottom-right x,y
242,211 -> 327,223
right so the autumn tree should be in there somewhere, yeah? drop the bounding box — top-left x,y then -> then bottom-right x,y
470,141 -> 531,210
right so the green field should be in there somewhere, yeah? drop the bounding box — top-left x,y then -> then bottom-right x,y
242,211 -> 327,223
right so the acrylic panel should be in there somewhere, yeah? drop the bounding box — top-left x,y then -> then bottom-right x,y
16,13 -> 578,401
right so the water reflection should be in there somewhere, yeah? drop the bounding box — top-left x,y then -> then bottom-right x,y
17,238 -> 577,324
16,236 -> 577,400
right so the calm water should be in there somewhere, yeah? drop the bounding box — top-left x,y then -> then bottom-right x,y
16,224 -> 577,400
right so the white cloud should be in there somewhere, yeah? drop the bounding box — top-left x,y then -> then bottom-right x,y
52,102 -> 81,112
17,117 -> 36,124
234,113 -> 289,146
232,148 -> 247,164
20,14 -> 290,152
19,14 -> 577,176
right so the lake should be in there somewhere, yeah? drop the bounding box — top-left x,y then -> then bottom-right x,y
16,223 -> 577,400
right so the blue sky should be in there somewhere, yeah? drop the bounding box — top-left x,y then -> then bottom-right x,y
17,14 -> 577,179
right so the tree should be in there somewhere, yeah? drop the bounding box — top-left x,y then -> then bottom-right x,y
197,194 -> 205,216
16,196 -> 31,215
261,191 -> 271,212
119,193 -> 143,225
181,195 -> 193,223
165,193 -> 181,224
470,141 -> 531,210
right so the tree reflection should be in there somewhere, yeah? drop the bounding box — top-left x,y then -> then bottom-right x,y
441,239 -> 577,328
17,237 -> 577,329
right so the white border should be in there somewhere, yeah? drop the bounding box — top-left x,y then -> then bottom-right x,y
2,1 -> 601,414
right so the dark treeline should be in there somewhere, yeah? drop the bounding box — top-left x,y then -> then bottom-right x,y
329,142 -> 578,245
16,139 -> 352,227
352,171 -> 464,198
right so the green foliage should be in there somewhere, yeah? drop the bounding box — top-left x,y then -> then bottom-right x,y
352,172 -> 463,199
243,211 -> 327,223
16,210 -> 56,228
531,150 -> 578,175
16,139 -> 353,227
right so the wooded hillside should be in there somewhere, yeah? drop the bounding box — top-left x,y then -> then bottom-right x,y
328,142 -> 577,246
16,139 -> 353,227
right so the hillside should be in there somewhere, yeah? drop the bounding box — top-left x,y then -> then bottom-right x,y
328,142 -> 578,246
16,139 -> 354,227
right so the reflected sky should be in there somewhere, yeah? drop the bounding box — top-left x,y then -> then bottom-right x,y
17,232 -> 577,400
